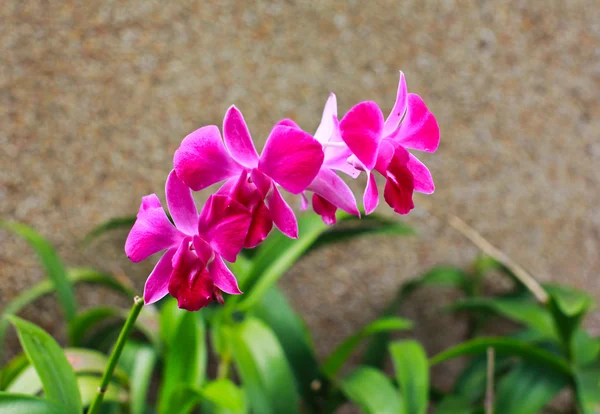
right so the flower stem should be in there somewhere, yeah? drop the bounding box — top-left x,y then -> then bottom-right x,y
87,296 -> 144,414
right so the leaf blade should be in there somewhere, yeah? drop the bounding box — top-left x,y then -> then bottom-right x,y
390,340 -> 429,414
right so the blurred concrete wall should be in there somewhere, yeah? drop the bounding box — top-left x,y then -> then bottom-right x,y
1,0 -> 599,373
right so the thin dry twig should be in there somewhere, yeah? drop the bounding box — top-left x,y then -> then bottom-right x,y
446,215 -> 548,304
485,346 -> 495,414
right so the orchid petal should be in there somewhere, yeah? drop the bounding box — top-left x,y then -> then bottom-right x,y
314,93 -> 337,143
323,116 -> 361,178
250,169 -> 272,199
312,194 -> 337,225
244,200 -> 273,248
143,247 -> 176,305
407,153 -> 435,194
308,168 -> 359,216
193,235 -> 214,264
274,118 -> 301,130
258,126 -> 324,194
339,101 -> 384,171
384,147 -> 415,214
198,195 -> 252,262
174,125 -> 243,191
364,172 -> 379,215
223,106 -> 259,168
125,194 -> 184,262
209,255 -> 243,295
390,94 -> 439,153
300,192 -> 309,210
383,71 -> 408,137
374,139 -> 395,175
267,185 -> 298,238
168,239 -> 214,311
166,170 -> 198,236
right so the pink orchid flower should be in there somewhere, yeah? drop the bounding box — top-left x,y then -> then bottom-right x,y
174,106 -> 324,239
274,93 -> 360,225
339,72 -> 439,215
125,170 -> 251,311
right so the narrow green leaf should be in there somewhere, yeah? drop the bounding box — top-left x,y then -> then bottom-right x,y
430,337 -> 571,376
235,214 -> 327,310
125,344 -> 156,414
452,353 -> 512,404
308,213 -> 414,251
1,221 -> 76,321
201,379 -> 247,414
363,267 -> 469,368
340,366 -> 403,414
390,340 -> 429,414
8,316 -> 82,413
158,309 -> 206,414
450,297 -> 558,340
545,284 -> 594,356
322,317 -> 413,379
230,317 -> 300,414
0,354 -> 29,390
7,348 -> 128,394
83,216 -> 136,245
575,363 -> 600,414
253,287 -> 320,408
0,392 -> 67,414
494,362 -> 568,414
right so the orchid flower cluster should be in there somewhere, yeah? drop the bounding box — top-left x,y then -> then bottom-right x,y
125,72 -> 440,311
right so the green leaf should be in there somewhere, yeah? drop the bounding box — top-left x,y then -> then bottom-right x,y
308,213 -> 414,251
572,330 -> 600,367
77,376 -> 128,408
452,354 -> 512,404
435,395 -> 473,414
235,214 -> 327,310
0,267 -> 136,359
8,316 -> 82,413
0,354 -> 29,390
120,343 -> 156,414
449,297 -> 558,340
235,213 -> 413,311
230,317 -> 300,414
201,379 -> 247,414
340,366 -> 403,414
158,309 -> 206,414
7,348 -> 128,394
83,216 -> 136,245
322,317 -> 413,379
430,337 -> 571,376
363,267 -> 469,368
1,221 -> 76,321
69,305 -> 159,348
494,361 -> 569,414
252,287 -> 320,407
575,363 -> 600,414
0,392 -> 67,414
390,340 -> 429,414
545,284 -> 594,356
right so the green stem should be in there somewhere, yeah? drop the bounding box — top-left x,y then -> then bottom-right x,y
88,296 -> 144,414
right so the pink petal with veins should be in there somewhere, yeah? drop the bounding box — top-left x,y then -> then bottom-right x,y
339,101 -> 384,171
223,106 -> 259,168
390,94 -> 439,153
125,194 -> 184,262
174,125 -> 243,191
259,126 -> 324,194
166,170 -> 198,236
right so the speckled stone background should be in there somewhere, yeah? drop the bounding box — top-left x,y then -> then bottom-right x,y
1,0 -> 599,394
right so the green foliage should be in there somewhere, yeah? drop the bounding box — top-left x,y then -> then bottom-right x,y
3,214 -> 600,414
